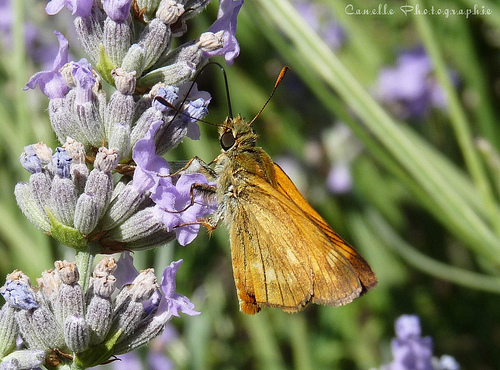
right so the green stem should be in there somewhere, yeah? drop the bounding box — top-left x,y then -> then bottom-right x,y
75,243 -> 98,292
410,0 -> 500,238
361,209 -> 500,294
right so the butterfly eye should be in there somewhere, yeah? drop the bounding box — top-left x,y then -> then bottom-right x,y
220,131 -> 235,150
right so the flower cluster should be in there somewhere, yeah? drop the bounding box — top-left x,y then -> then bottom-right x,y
382,315 -> 460,370
17,0 -> 244,253
0,254 -> 197,368
374,48 -> 449,120
3,0 -> 244,367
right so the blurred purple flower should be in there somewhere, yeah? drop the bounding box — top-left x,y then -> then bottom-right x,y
24,31 -> 70,99
389,315 -> 433,370
0,0 -> 65,69
375,48 -> 448,120
327,162 -> 352,194
113,352 -> 143,370
46,0 -> 93,18
205,0 -> 244,65
148,325 -> 177,370
294,1 -> 344,50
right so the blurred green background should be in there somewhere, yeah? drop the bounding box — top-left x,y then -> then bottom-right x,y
2,0 -> 500,368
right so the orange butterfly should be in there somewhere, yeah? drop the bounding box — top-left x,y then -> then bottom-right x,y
203,112 -> 377,314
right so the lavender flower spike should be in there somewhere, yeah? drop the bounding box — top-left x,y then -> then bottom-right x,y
24,31 -> 70,99
205,0 -> 244,65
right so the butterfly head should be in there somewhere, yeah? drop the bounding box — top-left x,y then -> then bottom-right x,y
219,115 -> 258,152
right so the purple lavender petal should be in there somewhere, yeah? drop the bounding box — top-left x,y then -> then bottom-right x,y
103,0 -> 133,22
73,58 -> 95,104
153,86 -> 180,113
53,147 -> 72,178
152,173 -> 215,246
0,280 -> 39,310
132,120 -> 171,194
24,31 -> 70,99
205,0 -> 244,65
114,251 -> 139,288
46,0 -> 93,18
156,260 -> 200,319
20,145 -> 42,174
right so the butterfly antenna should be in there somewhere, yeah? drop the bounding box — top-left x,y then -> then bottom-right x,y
249,66 -> 289,125
153,62 -> 233,127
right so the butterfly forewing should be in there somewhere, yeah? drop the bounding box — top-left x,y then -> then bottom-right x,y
273,163 -> 378,292
227,170 -> 374,313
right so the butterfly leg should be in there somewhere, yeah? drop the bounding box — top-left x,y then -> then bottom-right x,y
168,156 -> 217,180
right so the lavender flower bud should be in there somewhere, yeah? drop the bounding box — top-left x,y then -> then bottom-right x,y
86,283 -> 114,344
111,68 -> 136,95
106,207 -> 164,243
0,305 -> 18,357
138,18 -> 172,70
85,258 -> 116,344
0,349 -> 45,369
110,123 -> 132,160
14,182 -> 51,232
160,40 -> 207,69
37,269 -> 61,305
105,89 -> 135,138
48,98 -> 80,144
74,12 -> 106,65
112,314 -> 163,355
0,272 -> 38,310
130,108 -> 163,147
136,61 -> 196,90
53,148 -> 72,179
15,305 -> 64,350
65,314 -> 90,353
121,44 -> 147,75
74,193 -> 100,234
100,183 -> 147,230
83,148 -> 118,219
75,99 -> 105,147
54,261 -> 84,325
63,138 -> 89,194
111,269 -> 157,342
63,138 -> 86,164
198,31 -> 224,52
20,146 -> 42,174
156,0 -> 185,25
50,176 -> 77,227
103,17 -> 132,66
